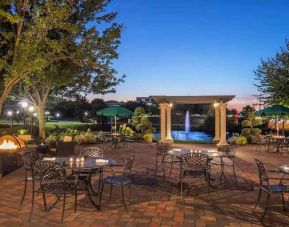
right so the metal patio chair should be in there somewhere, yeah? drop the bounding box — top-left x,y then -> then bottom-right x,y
100,155 -> 135,211
210,145 -> 238,184
19,150 -> 42,207
30,162 -> 78,223
74,147 -> 104,192
180,153 -> 211,196
155,142 -> 177,179
254,159 -> 289,220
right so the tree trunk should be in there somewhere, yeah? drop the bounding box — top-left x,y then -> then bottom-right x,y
38,103 -> 46,139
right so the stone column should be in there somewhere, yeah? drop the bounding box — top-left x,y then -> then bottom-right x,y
217,102 -> 228,148
213,104 -> 220,143
160,103 -> 167,142
166,104 -> 173,141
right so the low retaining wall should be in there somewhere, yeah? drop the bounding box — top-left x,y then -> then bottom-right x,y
0,150 -> 23,177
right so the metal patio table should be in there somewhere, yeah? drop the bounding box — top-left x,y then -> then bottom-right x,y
43,156 -> 116,209
167,148 -> 225,188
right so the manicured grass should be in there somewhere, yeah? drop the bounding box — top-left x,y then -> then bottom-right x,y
45,121 -> 87,130
0,119 -> 87,130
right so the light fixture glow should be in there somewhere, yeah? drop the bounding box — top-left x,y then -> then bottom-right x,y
20,101 -> 28,108
7,111 -> 13,116
28,106 -> 35,112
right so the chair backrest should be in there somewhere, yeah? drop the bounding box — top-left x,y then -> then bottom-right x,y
63,136 -> 73,142
221,144 -> 237,156
56,141 -> 75,157
22,150 -> 40,170
122,155 -> 135,175
155,142 -> 171,155
42,162 -> 66,182
182,153 -> 208,171
80,147 -> 103,158
33,160 -> 57,179
255,159 -> 270,188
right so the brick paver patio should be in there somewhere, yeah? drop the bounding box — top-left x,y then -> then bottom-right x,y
0,143 -> 289,226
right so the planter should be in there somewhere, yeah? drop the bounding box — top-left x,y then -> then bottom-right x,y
144,137 -> 153,143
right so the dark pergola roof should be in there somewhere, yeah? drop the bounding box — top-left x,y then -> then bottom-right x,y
150,95 -> 235,104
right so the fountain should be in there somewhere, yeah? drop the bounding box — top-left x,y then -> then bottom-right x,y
185,110 -> 190,132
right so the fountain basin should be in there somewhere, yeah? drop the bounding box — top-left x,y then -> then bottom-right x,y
154,130 -> 213,142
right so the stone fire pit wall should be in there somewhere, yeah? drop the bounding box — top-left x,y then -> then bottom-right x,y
0,150 -> 23,177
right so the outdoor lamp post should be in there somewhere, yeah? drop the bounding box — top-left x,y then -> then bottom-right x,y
7,110 -> 13,128
19,101 -> 28,126
28,106 -> 35,135
84,112 -> 88,127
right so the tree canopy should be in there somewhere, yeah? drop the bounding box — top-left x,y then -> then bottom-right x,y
254,41 -> 289,105
0,0 -> 124,114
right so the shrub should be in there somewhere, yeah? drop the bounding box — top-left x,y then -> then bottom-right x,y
235,136 -> 247,145
74,131 -> 111,145
143,133 -> 153,140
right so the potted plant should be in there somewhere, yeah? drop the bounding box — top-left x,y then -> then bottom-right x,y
143,133 -> 153,143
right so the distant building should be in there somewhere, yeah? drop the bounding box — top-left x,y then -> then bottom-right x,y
105,100 -> 120,107
136,97 -> 153,105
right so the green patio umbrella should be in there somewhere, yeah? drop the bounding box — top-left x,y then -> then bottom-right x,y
255,105 -> 289,116
96,106 -> 133,133
255,105 -> 289,135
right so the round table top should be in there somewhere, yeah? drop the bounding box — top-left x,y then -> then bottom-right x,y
167,148 -> 227,158
277,165 -> 289,174
43,157 -> 116,169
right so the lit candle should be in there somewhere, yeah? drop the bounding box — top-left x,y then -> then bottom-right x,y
80,157 -> 85,162
76,158 -> 80,163
69,157 -> 74,162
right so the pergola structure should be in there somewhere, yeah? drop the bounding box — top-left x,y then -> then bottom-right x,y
150,95 -> 235,147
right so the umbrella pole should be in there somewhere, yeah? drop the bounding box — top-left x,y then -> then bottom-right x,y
111,117 -> 113,133
115,115 -> 117,134
276,115 -> 279,135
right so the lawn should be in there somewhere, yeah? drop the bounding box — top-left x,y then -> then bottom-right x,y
45,121 -> 87,130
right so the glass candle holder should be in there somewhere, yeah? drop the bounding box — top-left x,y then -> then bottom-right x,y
80,157 -> 85,162
69,157 -> 74,162
76,158 -> 80,163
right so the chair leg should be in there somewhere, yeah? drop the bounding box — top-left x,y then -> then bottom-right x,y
19,176 -> 28,207
74,187 -> 77,213
205,171 -> 210,193
42,191 -> 47,211
28,180 -> 35,222
162,166 -> 166,181
281,193 -> 286,211
99,181 -> 104,209
253,188 -> 262,210
233,164 -> 238,183
61,192 -> 66,223
169,156 -> 173,177
261,194 -> 270,220
109,184 -> 113,200
121,184 -> 127,211
180,172 -> 183,197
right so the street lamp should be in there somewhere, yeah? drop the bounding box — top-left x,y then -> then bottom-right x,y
7,110 -> 13,127
28,106 -> 35,135
20,101 -> 28,108
19,101 -> 28,126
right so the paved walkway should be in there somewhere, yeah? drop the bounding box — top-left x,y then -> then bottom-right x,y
0,143 -> 289,226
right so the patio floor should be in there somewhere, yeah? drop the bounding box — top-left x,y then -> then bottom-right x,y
0,143 -> 289,226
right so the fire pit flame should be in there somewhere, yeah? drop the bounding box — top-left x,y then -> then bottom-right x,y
0,140 -> 18,150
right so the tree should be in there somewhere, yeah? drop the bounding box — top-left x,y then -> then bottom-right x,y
0,0 -> 123,115
239,105 -> 256,119
9,0 -> 124,138
131,107 -> 156,136
254,41 -> 289,105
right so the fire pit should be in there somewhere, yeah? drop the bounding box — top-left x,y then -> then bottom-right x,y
0,135 -> 25,177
